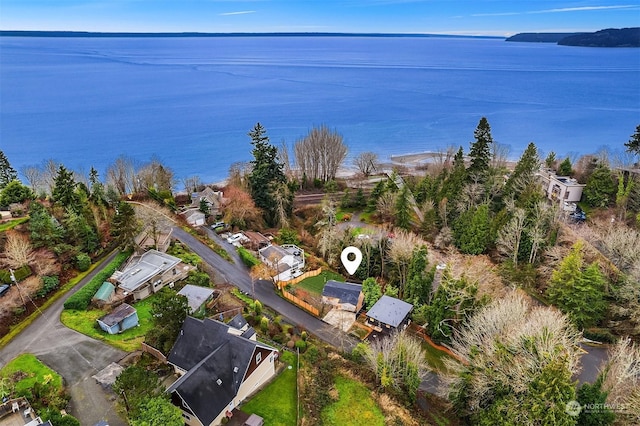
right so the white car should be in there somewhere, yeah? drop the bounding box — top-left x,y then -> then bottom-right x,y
226,233 -> 244,244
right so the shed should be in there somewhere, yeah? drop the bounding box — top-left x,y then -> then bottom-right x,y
177,284 -> 215,316
93,282 -> 115,303
366,295 -> 413,330
322,280 -> 364,312
97,303 -> 139,335
244,413 -> 265,426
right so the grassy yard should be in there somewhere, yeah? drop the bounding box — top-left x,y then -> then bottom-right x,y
241,350 -> 297,426
60,295 -> 156,352
0,217 -> 29,232
321,375 -> 385,426
421,340 -> 453,373
0,353 -> 63,397
296,270 -> 344,295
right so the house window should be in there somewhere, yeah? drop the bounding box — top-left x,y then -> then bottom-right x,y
564,191 -> 570,199
256,352 -> 262,364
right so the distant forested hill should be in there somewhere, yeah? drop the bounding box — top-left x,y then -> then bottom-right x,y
507,27 -> 640,47
558,27 -> 640,47
505,33 -> 582,43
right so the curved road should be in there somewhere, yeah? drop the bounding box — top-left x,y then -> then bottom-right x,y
0,251 -> 128,426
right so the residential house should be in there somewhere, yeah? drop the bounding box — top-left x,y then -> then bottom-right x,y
258,244 -> 304,282
242,231 -> 271,251
180,208 -> 206,227
0,397 -> 50,426
538,169 -> 586,204
366,295 -> 413,332
112,249 -> 190,301
96,303 -> 139,334
321,280 -> 364,313
135,226 -> 173,252
167,317 -> 278,426
178,284 -> 216,317
191,187 -> 224,217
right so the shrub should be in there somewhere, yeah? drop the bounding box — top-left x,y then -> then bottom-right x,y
75,253 -> 91,272
63,251 -> 130,311
238,247 -> 260,268
37,276 -> 59,298
300,330 -> 308,341
0,265 -> 32,284
295,339 -> 307,352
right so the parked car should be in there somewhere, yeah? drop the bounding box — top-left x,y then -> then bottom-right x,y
226,233 -> 244,244
0,284 -> 10,297
211,221 -> 226,230
569,207 -> 586,223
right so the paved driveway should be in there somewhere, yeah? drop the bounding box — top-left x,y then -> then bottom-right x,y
173,227 -> 359,352
0,251 -> 127,426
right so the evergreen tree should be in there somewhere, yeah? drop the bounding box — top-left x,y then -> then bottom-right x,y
576,377 -> 615,426
624,124 -> 640,157
362,277 -> 382,310
558,157 -> 573,176
467,117 -> 493,182
51,165 -> 79,210
405,246 -> 432,305
505,142 -> 540,201
394,185 -> 412,230
88,166 -> 106,205
546,242 -> 607,329
440,147 -> 467,204
0,150 -> 17,190
453,204 -> 492,255
425,272 -> 477,343
545,151 -> 557,169
247,123 -> 286,226
111,201 -> 140,250
0,180 -> 34,208
145,290 -> 189,354
28,202 -> 64,248
131,396 -> 183,426
584,163 -> 616,207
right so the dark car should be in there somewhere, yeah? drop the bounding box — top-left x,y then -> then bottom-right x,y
0,284 -> 10,297
569,208 -> 586,223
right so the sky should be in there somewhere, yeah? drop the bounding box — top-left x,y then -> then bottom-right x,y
0,0 -> 639,37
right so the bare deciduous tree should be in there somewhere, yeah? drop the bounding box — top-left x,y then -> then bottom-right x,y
277,139 -> 293,178
133,202 -> 175,251
137,157 -> 175,192
20,165 -> 44,194
490,142 -> 511,169
353,151 -> 378,176
107,155 -> 136,195
598,224 -> 640,274
294,125 -> 347,183
227,161 -> 251,190
182,176 -> 202,194
442,292 -> 582,414
600,337 -> 640,422
496,207 -> 526,265
2,232 -> 35,269
387,230 -> 425,298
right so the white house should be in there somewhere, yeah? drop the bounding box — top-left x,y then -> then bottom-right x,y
258,244 -> 304,282
538,170 -> 586,204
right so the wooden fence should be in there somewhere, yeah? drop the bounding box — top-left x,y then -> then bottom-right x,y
141,342 -> 167,363
282,290 -> 320,316
277,268 -> 322,290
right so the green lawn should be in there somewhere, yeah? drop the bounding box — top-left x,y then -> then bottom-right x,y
0,217 -> 29,232
296,270 -> 344,295
60,295 -> 156,352
0,353 -> 63,397
421,340 -> 453,373
241,351 -> 297,426
321,375 -> 385,426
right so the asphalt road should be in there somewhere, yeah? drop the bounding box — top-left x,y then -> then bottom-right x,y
173,227 -> 358,352
0,250 -> 128,426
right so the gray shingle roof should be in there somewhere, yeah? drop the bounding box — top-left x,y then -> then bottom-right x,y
116,250 -> 181,293
366,295 -> 413,328
98,303 -> 136,327
177,284 -> 215,313
322,280 -> 362,306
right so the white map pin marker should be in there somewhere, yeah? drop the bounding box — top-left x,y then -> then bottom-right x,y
341,246 -> 363,276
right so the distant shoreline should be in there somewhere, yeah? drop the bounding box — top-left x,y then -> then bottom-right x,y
0,30 -> 504,39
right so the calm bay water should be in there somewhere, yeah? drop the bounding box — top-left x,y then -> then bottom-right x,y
1,36 -> 639,184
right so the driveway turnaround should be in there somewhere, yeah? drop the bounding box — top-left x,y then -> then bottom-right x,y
0,251 -> 128,426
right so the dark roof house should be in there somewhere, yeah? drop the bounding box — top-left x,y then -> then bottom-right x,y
366,295 -> 413,330
321,280 -> 364,313
167,317 -> 278,426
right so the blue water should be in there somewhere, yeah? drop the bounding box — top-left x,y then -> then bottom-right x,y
1,36 -> 639,184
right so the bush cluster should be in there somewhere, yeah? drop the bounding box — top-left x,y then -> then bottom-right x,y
36,276 -> 59,298
63,251 -> 129,310
75,253 -> 91,272
238,247 -> 260,268
0,265 -> 32,284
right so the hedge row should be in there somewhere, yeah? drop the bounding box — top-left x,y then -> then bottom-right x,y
63,251 -> 130,311
0,265 -> 32,284
238,247 -> 261,268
